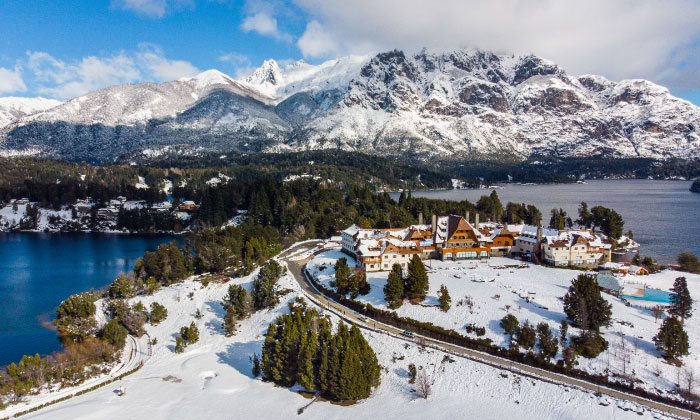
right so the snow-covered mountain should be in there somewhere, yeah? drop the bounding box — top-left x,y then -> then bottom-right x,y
0,97 -> 62,129
2,48 -> 699,163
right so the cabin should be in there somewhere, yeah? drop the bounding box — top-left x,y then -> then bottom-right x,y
178,201 -> 197,212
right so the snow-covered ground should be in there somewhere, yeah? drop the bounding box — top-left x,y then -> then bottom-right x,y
0,203 -> 83,232
0,200 -> 187,233
307,250 -> 700,400
3,252 -> 676,419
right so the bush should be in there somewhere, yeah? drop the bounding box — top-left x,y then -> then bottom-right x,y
408,363 -> 417,384
572,332 -> 608,358
102,320 -> 128,348
150,302 -> 168,325
173,322 -> 199,353
516,321 -> 536,350
500,314 -> 519,335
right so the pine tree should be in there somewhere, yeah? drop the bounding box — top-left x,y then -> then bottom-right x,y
500,314 -> 519,336
297,331 -> 317,390
559,319 -> 568,346
438,284 -> 451,312
405,255 -> 429,301
333,258 -> 350,293
315,318 -> 332,392
653,316 -> 689,359
563,274 -> 612,332
516,321 -> 536,350
536,322 -> 558,361
251,353 -> 261,378
384,263 -> 404,308
669,277 -> 693,322
260,323 -> 278,379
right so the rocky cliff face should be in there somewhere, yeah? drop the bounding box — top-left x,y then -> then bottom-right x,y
1,48 -> 698,163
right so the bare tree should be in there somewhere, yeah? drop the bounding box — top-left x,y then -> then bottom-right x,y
416,368 -> 432,399
682,368 -> 698,395
615,333 -> 631,382
651,305 -> 664,323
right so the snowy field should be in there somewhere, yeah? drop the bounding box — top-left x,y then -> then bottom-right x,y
308,250 -> 700,400
2,253 -> 676,420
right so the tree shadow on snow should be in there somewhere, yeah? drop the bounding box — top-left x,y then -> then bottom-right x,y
204,300 -> 226,335
515,297 -> 566,325
216,340 -> 264,379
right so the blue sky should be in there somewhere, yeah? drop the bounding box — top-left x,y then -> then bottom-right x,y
2,0 -> 700,105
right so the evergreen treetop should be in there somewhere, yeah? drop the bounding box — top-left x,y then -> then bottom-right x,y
405,255 -> 429,301
669,276 -> 693,321
563,274 -> 612,332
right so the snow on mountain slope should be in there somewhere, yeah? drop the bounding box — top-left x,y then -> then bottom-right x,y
243,55 -> 369,101
0,97 -> 62,128
293,49 -> 700,160
1,47 -> 699,163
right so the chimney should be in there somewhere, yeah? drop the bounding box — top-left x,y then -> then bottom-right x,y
537,226 -> 543,243
475,213 -> 480,227
432,214 -> 437,234
418,212 -> 423,225
465,211 -> 470,223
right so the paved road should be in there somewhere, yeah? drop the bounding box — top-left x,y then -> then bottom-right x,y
282,243 -> 698,420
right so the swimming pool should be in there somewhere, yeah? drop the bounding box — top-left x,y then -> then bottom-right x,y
620,288 -> 672,303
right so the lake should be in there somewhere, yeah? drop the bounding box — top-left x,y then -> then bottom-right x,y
0,233 -> 180,366
390,179 -> 700,263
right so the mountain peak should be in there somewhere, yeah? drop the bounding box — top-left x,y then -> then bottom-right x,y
246,59 -> 282,87
180,69 -> 234,90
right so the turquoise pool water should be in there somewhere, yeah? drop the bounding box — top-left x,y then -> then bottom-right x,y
620,288 -> 672,303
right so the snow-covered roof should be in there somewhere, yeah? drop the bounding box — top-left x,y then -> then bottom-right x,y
356,237 -> 419,257
544,229 -> 611,249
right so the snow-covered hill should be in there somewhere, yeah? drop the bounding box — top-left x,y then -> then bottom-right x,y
4,254 -> 671,420
2,48 -> 699,163
0,97 -> 61,129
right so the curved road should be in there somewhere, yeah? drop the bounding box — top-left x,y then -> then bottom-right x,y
282,242 -> 697,420
2,334 -> 148,419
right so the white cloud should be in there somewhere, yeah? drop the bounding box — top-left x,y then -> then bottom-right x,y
111,0 -> 168,17
241,12 -> 293,42
297,21 -> 339,58
110,0 -> 195,18
292,0 -> 700,90
217,52 -> 250,64
0,67 -> 27,95
24,46 -> 200,100
137,44 -> 200,81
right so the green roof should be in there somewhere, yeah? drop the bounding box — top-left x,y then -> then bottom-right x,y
596,274 -> 622,293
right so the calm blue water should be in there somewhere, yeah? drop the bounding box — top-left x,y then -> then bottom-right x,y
392,180 -> 700,263
620,289 -> 672,303
0,233 -> 180,366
